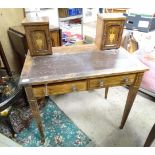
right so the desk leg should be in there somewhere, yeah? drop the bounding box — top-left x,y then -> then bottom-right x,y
120,73 -> 144,129
105,87 -> 109,99
25,86 -> 45,144
144,123 -> 155,147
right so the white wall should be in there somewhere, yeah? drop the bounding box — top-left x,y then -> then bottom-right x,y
25,8 -> 59,26
83,8 -> 99,23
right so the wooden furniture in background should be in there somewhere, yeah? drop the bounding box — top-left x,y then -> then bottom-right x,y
105,8 -> 128,13
49,26 -> 62,47
58,8 -> 68,18
22,16 -> 52,56
0,42 -> 12,76
96,13 -> 126,50
7,27 -> 28,72
144,123 -> 155,147
19,44 -> 148,143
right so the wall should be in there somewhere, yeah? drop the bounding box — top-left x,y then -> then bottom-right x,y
0,8 -> 24,72
25,8 -> 59,26
83,8 -> 98,23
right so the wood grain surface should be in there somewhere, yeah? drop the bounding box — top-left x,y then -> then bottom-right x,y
19,45 -> 148,86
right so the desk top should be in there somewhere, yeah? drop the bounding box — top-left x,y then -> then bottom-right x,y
19,44 -> 148,85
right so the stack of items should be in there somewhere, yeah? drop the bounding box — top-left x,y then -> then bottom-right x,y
68,8 -> 82,16
58,8 -> 82,18
62,32 -> 83,46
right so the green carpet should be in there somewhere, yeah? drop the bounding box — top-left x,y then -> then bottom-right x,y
15,98 -> 92,147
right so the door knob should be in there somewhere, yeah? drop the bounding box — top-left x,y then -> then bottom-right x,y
123,77 -> 129,84
44,83 -> 48,96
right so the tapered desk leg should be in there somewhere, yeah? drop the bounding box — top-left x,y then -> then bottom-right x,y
25,86 -> 45,144
119,73 -> 144,129
144,124 -> 155,147
105,87 -> 109,99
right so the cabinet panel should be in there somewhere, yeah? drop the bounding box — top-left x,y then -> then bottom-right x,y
50,30 -> 61,47
31,30 -> 48,51
96,13 -> 126,50
103,21 -> 124,49
22,17 -> 52,56
24,25 -> 52,56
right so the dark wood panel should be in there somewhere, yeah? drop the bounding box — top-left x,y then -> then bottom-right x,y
0,42 -> 12,76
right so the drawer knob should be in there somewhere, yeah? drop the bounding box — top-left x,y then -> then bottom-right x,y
124,77 -> 129,84
98,80 -> 104,87
44,83 -> 48,96
72,85 -> 77,92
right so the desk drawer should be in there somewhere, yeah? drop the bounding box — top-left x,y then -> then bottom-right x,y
89,74 -> 136,89
32,80 -> 87,97
48,80 -> 87,95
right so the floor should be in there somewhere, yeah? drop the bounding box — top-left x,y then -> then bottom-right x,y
50,86 -> 155,147
0,133 -> 21,147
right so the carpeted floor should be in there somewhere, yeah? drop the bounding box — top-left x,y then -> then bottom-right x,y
15,98 -> 92,147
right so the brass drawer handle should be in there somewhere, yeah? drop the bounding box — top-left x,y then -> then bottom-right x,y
123,77 -> 129,84
44,83 -> 48,96
98,80 -> 104,87
72,85 -> 77,92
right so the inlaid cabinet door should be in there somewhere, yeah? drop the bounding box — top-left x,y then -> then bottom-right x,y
96,13 -> 126,50
22,17 -> 52,56
103,21 -> 125,49
25,25 -> 52,56
50,29 -> 61,47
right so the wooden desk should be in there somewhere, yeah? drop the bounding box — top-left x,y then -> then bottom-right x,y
19,44 -> 148,143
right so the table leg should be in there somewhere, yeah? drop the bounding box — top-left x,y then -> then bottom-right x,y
25,86 -> 45,144
119,73 -> 144,129
144,123 -> 155,147
105,87 -> 109,99
5,117 -> 15,138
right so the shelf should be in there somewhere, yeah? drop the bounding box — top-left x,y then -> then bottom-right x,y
59,15 -> 83,22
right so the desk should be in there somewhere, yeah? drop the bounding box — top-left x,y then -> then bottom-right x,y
19,44 -> 148,143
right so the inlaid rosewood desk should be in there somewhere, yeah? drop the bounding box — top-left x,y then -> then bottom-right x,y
19,44 -> 148,143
